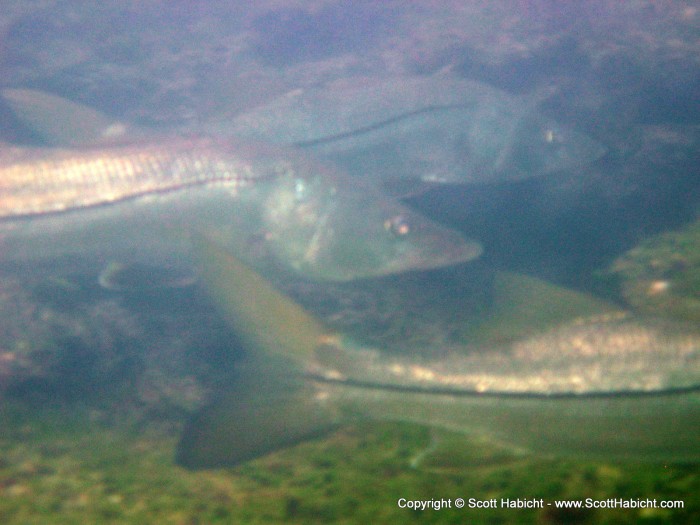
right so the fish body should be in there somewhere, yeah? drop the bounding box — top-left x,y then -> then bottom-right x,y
0,135 -> 481,282
317,315 -> 700,461
218,76 -> 606,186
177,238 -> 700,468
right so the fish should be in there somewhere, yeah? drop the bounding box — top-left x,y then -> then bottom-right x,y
213,75 -> 606,189
176,235 -> 700,468
0,135 -> 482,284
4,77 -> 606,190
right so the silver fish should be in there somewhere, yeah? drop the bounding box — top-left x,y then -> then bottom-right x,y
177,237 -> 700,468
218,75 -> 606,187
0,135 -> 482,283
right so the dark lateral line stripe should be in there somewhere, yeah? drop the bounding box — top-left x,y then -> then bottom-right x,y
293,104 -> 471,148
0,172 -> 276,221
307,373 -> 700,400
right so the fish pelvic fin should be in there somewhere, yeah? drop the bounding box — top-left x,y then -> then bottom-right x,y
98,262 -> 197,291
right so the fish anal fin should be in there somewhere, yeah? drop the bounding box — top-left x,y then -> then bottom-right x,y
410,428 -> 526,474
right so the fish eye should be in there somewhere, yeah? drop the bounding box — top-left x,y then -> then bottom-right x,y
384,215 -> 411,236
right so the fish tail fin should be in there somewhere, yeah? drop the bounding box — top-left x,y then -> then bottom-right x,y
190,233 -> 331,363
177,234 -> 339,468
176,360 -> 338,469
2,88 -> 132,146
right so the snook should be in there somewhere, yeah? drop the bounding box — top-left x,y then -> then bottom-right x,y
0,135 -> 481,283
218,75 -> 606,188
177,236 -> 700,468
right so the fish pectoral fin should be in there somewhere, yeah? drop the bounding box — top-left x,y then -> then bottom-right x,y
2,88 -> 134,146
409,428 -> 526,474
98,262 -> 197,291
176,362 -> 338,470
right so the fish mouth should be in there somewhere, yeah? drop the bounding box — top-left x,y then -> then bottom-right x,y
363,242 -> 482,281
394,236 -> 483,275
305,237 -> 483,282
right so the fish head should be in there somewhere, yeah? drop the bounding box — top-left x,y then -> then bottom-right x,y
508,116 -> 606,176
261,172 -> 482,281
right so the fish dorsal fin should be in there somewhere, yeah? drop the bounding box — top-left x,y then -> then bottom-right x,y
2,88 -> 135,146
463,271 -> 622,345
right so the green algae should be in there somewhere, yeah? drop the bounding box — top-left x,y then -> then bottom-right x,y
0,400 -> 697,524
